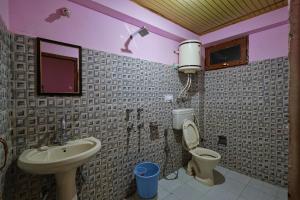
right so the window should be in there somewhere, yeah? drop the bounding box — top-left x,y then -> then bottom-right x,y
205,37 -> 248,70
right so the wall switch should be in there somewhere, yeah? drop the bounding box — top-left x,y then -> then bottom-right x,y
164,94 -> 173,102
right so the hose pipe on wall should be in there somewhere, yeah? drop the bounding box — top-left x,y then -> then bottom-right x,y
178,74 -> 192,100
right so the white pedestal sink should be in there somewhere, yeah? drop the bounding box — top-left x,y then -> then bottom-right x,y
18,137 -> 101,200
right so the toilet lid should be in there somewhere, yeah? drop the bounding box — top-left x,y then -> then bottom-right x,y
182,120 -> 199,150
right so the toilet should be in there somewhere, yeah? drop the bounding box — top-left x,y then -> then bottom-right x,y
172,109 -> 221,186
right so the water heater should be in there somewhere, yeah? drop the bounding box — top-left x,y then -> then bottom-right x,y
178,40 -> 202,74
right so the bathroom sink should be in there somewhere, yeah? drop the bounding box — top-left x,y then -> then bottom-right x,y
18,137 -> 101,200
18,137 -> 101,174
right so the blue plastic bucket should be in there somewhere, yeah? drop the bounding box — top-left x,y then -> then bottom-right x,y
134,162 -> 160,199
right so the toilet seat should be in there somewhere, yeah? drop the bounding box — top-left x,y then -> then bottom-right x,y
190,147 -> 221,160
182,120 -> 221,186
182,120 -> 221,160
182,120 -> 199,150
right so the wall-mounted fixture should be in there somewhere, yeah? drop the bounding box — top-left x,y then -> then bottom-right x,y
130,26 -> 149,39
37,38 -> 82,96
61,7 -> 71,17
125,108 -> 134,121
176,40 -> 202,99
137,108 -> 144,120
121,26 -> 149,53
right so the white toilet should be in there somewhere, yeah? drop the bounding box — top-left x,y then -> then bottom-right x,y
172,109 -> 221,186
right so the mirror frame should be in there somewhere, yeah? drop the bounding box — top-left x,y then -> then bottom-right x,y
37,37 -> 82,96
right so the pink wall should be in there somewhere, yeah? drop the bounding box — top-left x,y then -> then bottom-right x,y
199,7 -> 289,62
8,0 -> 199,65
0,0 -> 9,27
249,24 -> 288,61
8,0 -> 289,63
41,41 -> 79,58
85,0 -> 199,41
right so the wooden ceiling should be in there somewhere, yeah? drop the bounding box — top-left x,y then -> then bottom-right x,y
132,0 -> 288,35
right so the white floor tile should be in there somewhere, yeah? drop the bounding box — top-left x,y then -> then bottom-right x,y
240,185 -> 275,200
236,197 -> 248,200
172,184 -> 205,200
128,186 -> 171,200
213,176 -> 247,196
275,187 -> 288,200
158,187 -> 170,199
163,193 -> 182,200
130,166 -> 284,200
159,178 -> 182,192
127,193 -> 158,200
129,188 -> 170,200
248,178 -> 279,197
186,178 -> 212,194
177,168 -> 194,183
226,170 -> 251,185
203,188 -> 239,200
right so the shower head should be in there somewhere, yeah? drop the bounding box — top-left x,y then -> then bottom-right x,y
138,26 -> 149,37
130,26 -> 149,39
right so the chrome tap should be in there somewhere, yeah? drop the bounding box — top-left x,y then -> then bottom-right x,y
53,115 -> 68,146
59,116 -> 67,145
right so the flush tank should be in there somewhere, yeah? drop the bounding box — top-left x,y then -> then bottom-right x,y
172,108 -> 194,130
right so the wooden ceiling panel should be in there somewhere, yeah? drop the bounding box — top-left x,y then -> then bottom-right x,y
132,0 -> 288,35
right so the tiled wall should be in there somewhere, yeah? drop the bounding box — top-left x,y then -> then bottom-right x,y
3,34 -> 204,200
0,17 -> 12,199
204,57 -> 289,187
0,22 -> 289,199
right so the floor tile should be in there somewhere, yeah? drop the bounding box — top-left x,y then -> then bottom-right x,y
172,184 -> 205,200
128,186 -> 170,200
248,178 -> 279,197
159,178 -> 182,192
213,176 -> 247,196
275,187 -> 288,200
240,185 -> 275,200
186,178 -> 212,194
132,166 -> 285,200
128,193 -> 159,200
163,193 -> 182,200
176,168 -> 194,183
226,170 -> 251,185
203,188 -> 239,200
158,187 -> 170,199
236,197 -> 247,200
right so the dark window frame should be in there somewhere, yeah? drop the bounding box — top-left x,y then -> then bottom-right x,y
205,36 -> 248,71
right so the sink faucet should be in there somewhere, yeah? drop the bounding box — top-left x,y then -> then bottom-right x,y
33,116 -> 68,148
54,115 -> 68,146
60,116 -> 67,145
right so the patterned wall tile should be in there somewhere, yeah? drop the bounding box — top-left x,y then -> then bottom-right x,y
204,57 -> 289,187
0,17 -> 13,200
0,20 -> 288,199
2,35 -> 204,200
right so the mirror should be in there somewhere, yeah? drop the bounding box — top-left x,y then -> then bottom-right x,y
37,38 -> 82,95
